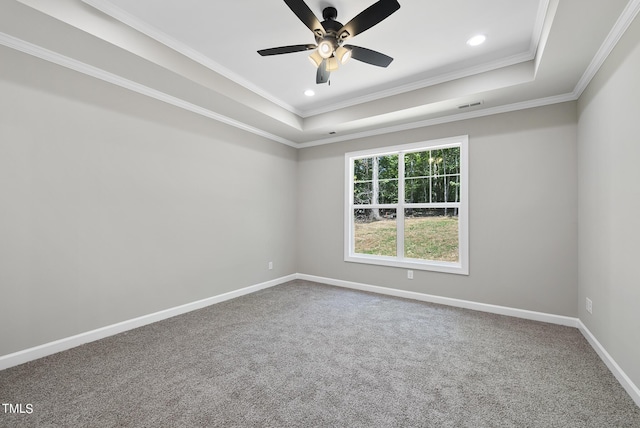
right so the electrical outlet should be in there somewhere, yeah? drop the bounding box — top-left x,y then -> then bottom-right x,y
268,262 -> 273,270
407,270 -> 413,280
586,297 -> 592,314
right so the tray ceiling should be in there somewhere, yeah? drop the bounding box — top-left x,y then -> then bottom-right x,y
2,0 -> 638,146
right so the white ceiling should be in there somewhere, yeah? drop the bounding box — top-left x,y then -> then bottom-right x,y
3,0 -> 639,146
92,0 -> 545,115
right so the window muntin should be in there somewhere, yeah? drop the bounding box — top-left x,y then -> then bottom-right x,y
345,136 -> 468,275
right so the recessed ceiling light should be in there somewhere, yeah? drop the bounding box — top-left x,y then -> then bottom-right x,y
304,89 -> 315,97
467,35 -> 486,47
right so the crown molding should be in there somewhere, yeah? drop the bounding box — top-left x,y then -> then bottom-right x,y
80,0 -> 304,117
573,0 -> 640,98
530,0 -> 551,55
0,28 -> 593,151
297,92 -> 577,148
0,32 -> 298,148
301,51 -> 536,118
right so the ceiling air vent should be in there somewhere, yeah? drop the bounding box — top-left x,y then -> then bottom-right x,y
458,101 -> 484,109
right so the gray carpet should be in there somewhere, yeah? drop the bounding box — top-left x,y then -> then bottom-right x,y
1,280 -> 639,427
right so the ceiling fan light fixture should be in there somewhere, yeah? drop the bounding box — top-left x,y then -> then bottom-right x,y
308,50 -> 323,67
318,38 -> 335,59
326,57 -> 339,71
335,46 -> 352,64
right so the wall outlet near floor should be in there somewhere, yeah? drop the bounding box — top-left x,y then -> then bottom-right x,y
268,262 -> 273,270
407,270 -> 413,280
586,297 -> 593,314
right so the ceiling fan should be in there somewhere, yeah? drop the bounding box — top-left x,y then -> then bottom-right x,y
258,0 -> 401,84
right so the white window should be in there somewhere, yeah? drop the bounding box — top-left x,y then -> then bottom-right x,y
345,135 -> 468,275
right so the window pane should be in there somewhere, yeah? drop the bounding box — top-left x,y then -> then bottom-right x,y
443,147 -> 461,175
378,179 -> 398,204
404,208 -> 459,262
354,181 -> 373,204
405,177 -> 430,203
354,158 -> 373,181
405,147 -> 461,204
376,154 -> 399,178
376,154 -> 398,204
431,176 -> 446,203
406,148 -> 460,176
354,155 -> 398,205
430,150 -> 445,178
354,209 -> 397,257
405,151 -> 430,178
446,175 -> 460,203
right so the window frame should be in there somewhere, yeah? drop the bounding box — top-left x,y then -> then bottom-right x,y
344,135 -> 469,275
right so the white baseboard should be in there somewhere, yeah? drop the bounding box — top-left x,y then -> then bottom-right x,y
297,274 -> 579,327
578,320 -> 640,407
0,274 -> 296,371
4,273 -> 638,410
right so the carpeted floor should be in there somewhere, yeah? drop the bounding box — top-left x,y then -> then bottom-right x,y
1,280 -> 639,427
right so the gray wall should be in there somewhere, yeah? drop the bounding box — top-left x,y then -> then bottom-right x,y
577,14 -> 640,390
0,46 -> 298,356
298,102 -> 578,317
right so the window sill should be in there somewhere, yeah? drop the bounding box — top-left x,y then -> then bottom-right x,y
345,254 -> 468,275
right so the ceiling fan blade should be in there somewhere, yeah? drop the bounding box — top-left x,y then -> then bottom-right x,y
346,45 -> 393,67
316,59 -> 330,84
258,44 -> 317,56
284,0 -> 325,36
339,0 -> 400,40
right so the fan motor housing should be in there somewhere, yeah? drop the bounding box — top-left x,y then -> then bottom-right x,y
318,7 -> 344,45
